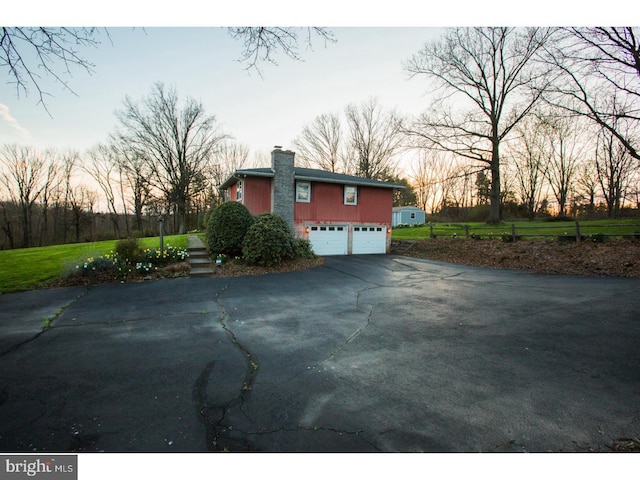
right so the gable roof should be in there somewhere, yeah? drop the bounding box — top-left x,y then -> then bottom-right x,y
219,167 -> 404,190
392,206 -> 425,212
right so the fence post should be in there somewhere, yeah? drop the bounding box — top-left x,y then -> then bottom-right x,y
465,224 -> 470,238
511,223 -> 517,241
575,220 -> 581,242
430,223 -> 434,239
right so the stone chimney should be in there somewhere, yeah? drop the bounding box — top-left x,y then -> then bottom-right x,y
271,147 -> 295,230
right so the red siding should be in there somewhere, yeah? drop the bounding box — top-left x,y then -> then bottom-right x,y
294,183 -> 392,224
242,177 -> 272,215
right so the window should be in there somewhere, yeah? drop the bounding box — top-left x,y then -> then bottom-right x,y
296,181 -> 311,202
236,180 -> 243,201
410,212 -> 416,219
344,185 -> 357,205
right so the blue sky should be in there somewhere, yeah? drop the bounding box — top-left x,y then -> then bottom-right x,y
0,26 -> 441,162
2,1 -> 633,165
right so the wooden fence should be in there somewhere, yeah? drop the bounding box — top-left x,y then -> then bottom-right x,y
427,222 -> 640,242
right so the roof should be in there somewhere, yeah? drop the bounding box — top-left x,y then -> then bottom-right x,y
393,206 -> 425,212
219,167 -> 405,190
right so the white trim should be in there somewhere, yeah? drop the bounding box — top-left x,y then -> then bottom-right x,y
296,181 -> 311,203
236,180 -> 243,201
344,185 -> 357,205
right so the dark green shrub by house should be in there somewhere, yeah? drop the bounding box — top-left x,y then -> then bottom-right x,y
291,238 -> 315,259
206,201 -> 254,257
242,213 -> 294,266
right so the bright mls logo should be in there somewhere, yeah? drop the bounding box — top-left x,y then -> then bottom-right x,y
0,456 -> 77,480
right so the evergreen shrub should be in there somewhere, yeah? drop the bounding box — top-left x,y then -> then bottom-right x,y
206,201 -> 254,257
242,213 -> 294,266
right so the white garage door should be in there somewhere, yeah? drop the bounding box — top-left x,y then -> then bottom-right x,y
308,225 -> 348,255
352,226 -> 387,254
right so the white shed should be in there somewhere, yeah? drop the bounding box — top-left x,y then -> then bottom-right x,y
392,206 -> 426,227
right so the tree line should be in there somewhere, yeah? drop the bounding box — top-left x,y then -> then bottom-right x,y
1,27 -> 639,249
294,27 -> 639,221
0,82 -> 257,249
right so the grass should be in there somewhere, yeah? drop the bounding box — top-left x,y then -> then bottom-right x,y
392,219 -> 640,240
0,234 -> 189,293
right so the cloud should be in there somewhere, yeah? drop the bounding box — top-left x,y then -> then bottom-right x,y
0,102 -> 31,140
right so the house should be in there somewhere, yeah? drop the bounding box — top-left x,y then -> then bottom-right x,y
392,206 -> 426,227
219,147 -> 404,255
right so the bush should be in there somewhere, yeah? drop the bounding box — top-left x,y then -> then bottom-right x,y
242,213 -> 294,266
75,253 -> 131,279
206,202 -> 254,257
291,238 -> 316,259
115,237 -> 142,265
70,244 -> 189,283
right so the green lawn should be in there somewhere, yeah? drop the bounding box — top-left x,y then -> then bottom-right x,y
0,235 -> 189,293
392,219 -> 640,240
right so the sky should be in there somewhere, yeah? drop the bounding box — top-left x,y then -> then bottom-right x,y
0,26 -> 440,165
2,1 -> 635,169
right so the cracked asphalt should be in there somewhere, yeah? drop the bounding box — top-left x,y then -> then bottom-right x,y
0,255 -> 639,452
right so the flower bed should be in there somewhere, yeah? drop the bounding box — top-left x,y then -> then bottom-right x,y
68,245 -> 190,284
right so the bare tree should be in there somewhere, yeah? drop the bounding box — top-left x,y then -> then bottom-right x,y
506,115 -> 548,219
208,140 -> 250,206
544,27 -> 640,161
0,145 -> 46,247
212,141 -> 250,182
228,27 -> 335,76
344,98 -> 404,180
410,150 -> 440,212
405,27 -> 554,223
410,150 -> 472,214
109,139 -> 153,234
538,111 -> 590,217
85,144 -> 123,239
574,160 -> 600,216
0,27 -> 104,111
293,113 -> 344,172
2,27 -> 334,112
67,184 -> 93,243
115,83 -> 227,233
37,149 -> 62,246
58,152 -> 79,244
595,126 -> 636,217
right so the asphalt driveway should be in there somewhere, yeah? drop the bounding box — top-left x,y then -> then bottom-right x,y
0,255 -> 639,452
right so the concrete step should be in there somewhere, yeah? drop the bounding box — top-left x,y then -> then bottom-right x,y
189,257 -> 211,267
390,240 -> 417,255
189,267 -> 215,277
187,235 -> 214,277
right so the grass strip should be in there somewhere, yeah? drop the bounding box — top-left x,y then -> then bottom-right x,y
0,235 -> 189,293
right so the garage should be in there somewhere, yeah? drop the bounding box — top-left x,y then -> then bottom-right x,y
308,225 -> 348,255
352,226 -> 387,254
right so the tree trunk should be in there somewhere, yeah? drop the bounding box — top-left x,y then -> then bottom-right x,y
40,202 -> 49,246
488,141 -> 501,224
21,203 -> 32,248
177,197 -> 186,234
